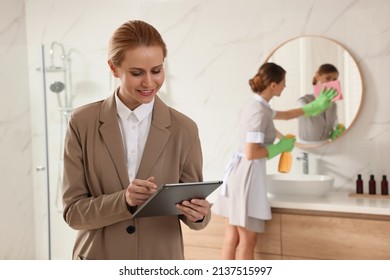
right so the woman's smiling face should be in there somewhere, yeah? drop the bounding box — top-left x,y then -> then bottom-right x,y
114,45 -> 165,110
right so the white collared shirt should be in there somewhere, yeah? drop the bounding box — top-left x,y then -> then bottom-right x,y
115,93 -> 154,181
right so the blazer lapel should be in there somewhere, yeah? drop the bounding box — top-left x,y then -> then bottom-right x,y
99,93 -> 129,188
136,96 -> 171,180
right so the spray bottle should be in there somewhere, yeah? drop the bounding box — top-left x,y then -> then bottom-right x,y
278,134 -> 295,173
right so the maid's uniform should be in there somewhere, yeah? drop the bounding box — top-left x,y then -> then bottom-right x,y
212,94 -> 276,233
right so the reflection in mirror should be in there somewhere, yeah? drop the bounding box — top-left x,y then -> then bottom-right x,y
266,36 -> 363,147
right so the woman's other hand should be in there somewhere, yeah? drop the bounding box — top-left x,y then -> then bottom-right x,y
176,198 -> 210,222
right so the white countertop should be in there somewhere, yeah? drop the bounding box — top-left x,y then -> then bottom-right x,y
268,190 -> 390,216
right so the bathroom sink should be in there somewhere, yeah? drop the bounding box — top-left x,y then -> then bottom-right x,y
267,174 -> 334,197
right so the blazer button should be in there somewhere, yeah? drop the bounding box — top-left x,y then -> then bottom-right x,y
126,225 -> 136,234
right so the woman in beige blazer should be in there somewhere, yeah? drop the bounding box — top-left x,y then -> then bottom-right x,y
62,20 -> 211,260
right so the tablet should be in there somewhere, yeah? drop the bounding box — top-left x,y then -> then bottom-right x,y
131,180 -> 223,218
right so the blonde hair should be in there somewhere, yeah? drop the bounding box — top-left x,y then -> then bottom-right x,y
108,20 -> 167,67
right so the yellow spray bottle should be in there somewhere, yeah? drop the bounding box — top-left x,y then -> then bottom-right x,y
278,134 -> 295,173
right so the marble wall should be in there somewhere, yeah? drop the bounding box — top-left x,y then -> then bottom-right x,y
0,0 -> 35,259
1,0 -> 389,259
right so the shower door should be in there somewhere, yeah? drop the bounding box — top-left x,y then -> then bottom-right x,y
34,43 -> 77,259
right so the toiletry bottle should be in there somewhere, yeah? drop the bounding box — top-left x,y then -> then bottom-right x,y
369,174 -> 376,195
381,175 -> 388,195
278,134 -> 295,173
356,174 -> 363,194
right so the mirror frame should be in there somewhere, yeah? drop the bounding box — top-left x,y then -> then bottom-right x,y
265,35 -> 364,148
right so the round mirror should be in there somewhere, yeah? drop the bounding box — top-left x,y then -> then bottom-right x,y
266,36 -> 363,147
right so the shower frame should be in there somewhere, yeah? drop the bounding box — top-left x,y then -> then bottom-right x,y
38,42 -> 76,259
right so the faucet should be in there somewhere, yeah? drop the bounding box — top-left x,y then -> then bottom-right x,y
296,152 -> 309,174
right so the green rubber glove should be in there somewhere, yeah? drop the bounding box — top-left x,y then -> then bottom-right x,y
330,123 -> 346,140
302,87 -> 338,117
266,136 -> 296,159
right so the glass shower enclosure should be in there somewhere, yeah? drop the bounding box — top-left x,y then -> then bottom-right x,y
34,42 -> 77,259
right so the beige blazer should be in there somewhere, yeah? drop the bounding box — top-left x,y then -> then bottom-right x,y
62,93 -> 210,260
